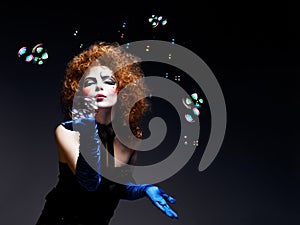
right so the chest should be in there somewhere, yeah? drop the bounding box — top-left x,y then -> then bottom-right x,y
101,137 -> 134,167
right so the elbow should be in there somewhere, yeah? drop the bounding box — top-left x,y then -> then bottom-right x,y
86,176 -> 101,192
77,174 -> 102,192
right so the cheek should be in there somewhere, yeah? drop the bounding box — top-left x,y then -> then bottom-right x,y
82,88 -> 91,96
108,86 -> 118,94
113,86 -> 118,94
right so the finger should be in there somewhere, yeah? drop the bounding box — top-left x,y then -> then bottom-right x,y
159,189 -> 176,203
166,208 -> 179,219
84,96 -> 98,109
154,200 -> 166,212
161,193 -> 176,204
164,205 -> 179,219
155,201 -> 179,219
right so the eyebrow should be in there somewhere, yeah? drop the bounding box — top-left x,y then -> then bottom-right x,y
101,75 -> 111,79
100,72 -> 114,79
84,76 -> 115,82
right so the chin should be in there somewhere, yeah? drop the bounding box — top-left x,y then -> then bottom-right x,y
97,105 -> 113,109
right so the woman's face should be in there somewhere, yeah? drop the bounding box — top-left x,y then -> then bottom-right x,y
82,65 -> 118,108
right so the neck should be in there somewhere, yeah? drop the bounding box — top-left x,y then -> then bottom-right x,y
95,107 -> 113,125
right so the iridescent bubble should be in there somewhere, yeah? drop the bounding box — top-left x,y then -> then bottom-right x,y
195,102 -> 202,108
182,97 -> 193,109
192,107 -> 200,116
182,92 -> 203,123
18,47 -> 27,57
152,21 -> 158,28
32,43 -> 48,65
190,92 -> 204,109
25,54 -> 34,62
41,52 -> 48,59
161,19 -> 168,26
18,43 -> 49,65
186,98 -> 193,105
32,43 -> 43,53
33,56 -> 39,63
36,46 -> 43,53
33,56 -> 44,65
148,15 -> 168,28
185,113 -> 195,123
191,93 -> 198,100
37,60 -> 44,65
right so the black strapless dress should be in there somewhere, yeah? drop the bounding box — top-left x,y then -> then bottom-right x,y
36,120 -> 134,225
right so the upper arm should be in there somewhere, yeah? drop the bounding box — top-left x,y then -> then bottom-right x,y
55,124 -> 80,174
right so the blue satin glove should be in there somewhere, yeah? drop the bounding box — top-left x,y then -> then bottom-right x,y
125,183 -> 179,219
145,185 -> 178,219
72,117 -> 101,191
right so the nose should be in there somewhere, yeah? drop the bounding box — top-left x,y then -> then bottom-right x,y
95,82 -> 104,91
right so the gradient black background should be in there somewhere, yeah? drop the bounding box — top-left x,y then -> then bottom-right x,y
1,1 -> 299,225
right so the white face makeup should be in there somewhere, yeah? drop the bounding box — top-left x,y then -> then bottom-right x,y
82,65 -> 118,108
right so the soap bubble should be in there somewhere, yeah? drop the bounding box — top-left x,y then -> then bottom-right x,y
148,15 -> 168,28
17,43 -> 49,65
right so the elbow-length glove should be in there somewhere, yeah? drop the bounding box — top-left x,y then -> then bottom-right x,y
73,117 -> 101,191
123,183 -> 179,219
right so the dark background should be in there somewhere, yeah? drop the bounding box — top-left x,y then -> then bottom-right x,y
0,1 -> 299,225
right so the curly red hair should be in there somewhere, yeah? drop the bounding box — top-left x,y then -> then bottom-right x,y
60,41 -> 150,137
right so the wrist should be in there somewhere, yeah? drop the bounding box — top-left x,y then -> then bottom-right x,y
125,183 -> 153,200
143,184 -> 154,195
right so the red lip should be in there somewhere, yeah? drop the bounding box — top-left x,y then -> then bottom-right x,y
96,93 -> 106,101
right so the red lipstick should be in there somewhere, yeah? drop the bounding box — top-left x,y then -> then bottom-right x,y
96,94 -> 106,101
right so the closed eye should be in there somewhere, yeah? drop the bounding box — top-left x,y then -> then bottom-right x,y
84,81 -> 95,87
84,77 -> 97,87
104,79 -> 116,85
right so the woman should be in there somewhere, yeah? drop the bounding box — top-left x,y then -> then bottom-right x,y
36,41 -> 178,225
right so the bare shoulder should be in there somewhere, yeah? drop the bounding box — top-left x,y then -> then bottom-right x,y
55,124 -> 80,165
55,124 -> 79,141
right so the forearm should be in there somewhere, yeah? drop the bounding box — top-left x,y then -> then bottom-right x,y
74,118 -> 102,191
76,153 -> 101,191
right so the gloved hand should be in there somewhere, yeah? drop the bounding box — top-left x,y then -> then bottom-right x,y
145,185 -> 178,219
71,96 -> 98,120
73,117 -> 101,191
124,183 -> 178,219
